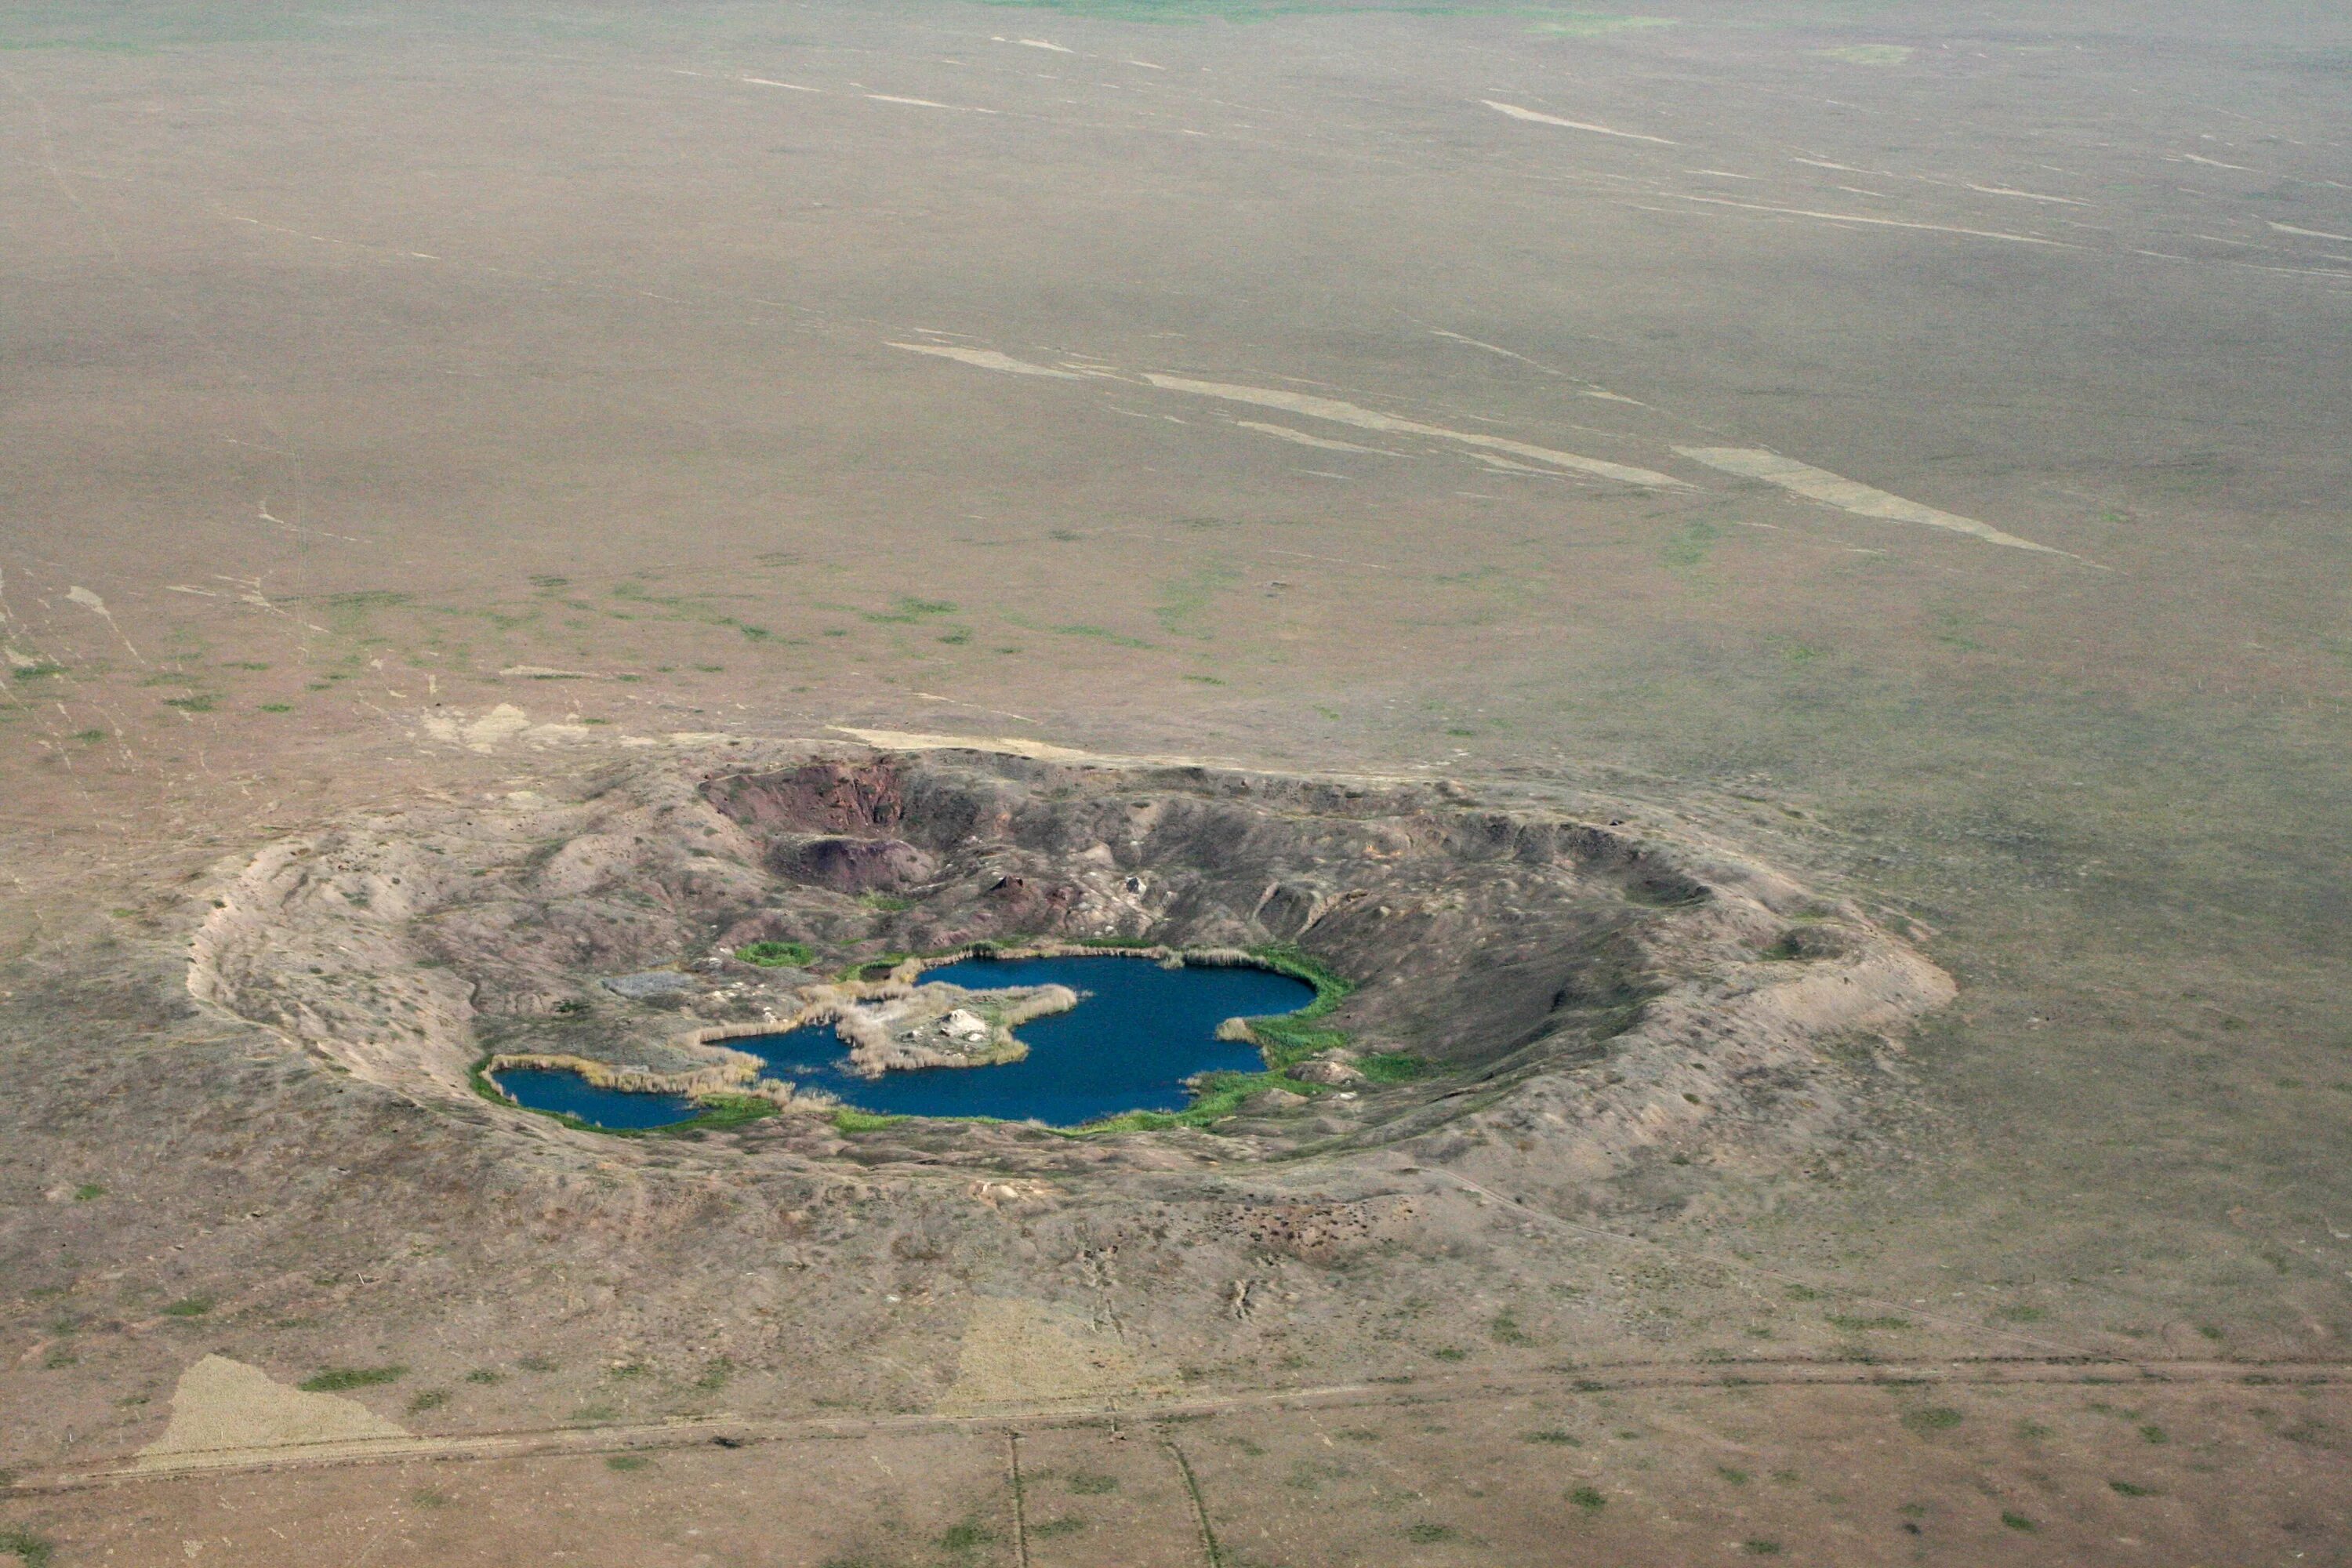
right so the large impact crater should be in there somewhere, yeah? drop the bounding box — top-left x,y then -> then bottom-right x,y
187,743 -> 1953,1178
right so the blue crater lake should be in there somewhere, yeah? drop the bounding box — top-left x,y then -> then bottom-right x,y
492,955 -> 1319,1130
488,1066 -> 701,1130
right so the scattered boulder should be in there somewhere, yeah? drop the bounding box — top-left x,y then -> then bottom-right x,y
601,971 -> 696,1000
1290,1056 -> 1367,1088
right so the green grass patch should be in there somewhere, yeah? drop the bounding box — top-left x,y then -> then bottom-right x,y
1358,1051 -> 1431,1083
1569,1485 -> 1607,1512
860,893 -> 914,913
1067,1471 -> 1119,1494
0,1528 -> 56,1568
69,728 -> 107,742
1900,1406 -> 1963,1434
736,940 -> 813,967
408,1389 -> 448,1414
161,1296 -> 214,1318
938,1519 -> 995,1557
1052,622 -> 1153,648
162,695 -> 216,712
1827,1314 -> 1912,1331
299,1366 -> 406,1392
606,1454 -> 652,1472
1229,944 -> 1356,1069
12,663 -> 66,681
1069,1069 -> 1287,1134
72,1183 -> 104,1200
832,1107 -> 904,1134
1661,519 -> 1719,572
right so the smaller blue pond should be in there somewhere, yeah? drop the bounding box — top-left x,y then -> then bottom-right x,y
491,956 -> 1319,1130
488,1067 -> 701,1130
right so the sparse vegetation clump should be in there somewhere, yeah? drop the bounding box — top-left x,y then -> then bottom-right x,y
0,1528 -> 56,1567
1901,1406 -> 1964,1434
298,1366 -> 407,1392
735,940 -> 814,967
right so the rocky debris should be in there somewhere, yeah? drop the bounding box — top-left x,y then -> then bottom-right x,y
1229,1196 -> 1421,1261
1290,1054 -> 1367,1087
601,971 -> 697,1000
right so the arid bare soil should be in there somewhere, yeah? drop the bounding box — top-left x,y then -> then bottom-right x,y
5,1 -> 2350,1564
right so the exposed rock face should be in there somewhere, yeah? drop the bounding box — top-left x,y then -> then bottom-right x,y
705,758 -> 906,836
187,742 -> 1954,1188
777,836 -> 937,895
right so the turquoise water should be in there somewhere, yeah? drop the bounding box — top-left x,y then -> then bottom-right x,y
492,955 -> 1318,1129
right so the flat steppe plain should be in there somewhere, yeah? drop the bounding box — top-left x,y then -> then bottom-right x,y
3,1 -> 2349,1563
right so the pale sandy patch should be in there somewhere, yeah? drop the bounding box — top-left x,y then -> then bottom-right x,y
1674,447 -> 2077,557
833,726 -> 1095,763
1661,193 -> 2071,246
866,94 -> 997,114
1483,100 -> 1676,145
1232,419 -> 1396,455
887,342 -> 1083,379
136,1355 -> 408,1470
936,1298 -> 1176,1414
419,703 -> 600,752
1965,183 -> 2088,205
1427,328 -> 1642,402
67,584 -> 143,662
1142,373 -> 1686,488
